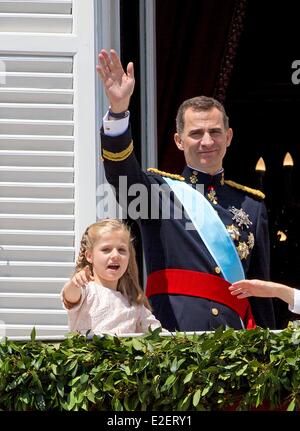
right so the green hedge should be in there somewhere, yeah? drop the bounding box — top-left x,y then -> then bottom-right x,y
1,325 -> 300,411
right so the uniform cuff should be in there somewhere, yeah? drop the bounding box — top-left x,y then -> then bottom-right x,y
101,124 -> 133,162
103,110 -> 130,136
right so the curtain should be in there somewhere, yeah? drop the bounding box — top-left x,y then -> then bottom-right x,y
156,0 -> 247,172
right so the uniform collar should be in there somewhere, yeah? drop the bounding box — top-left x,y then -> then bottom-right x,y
182,166 -> 225,187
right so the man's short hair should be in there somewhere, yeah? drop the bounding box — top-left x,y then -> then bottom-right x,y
176,96 -> 229,134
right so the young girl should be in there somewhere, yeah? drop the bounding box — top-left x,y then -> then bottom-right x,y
229,279 -> 300,315
61,219 -> 163,335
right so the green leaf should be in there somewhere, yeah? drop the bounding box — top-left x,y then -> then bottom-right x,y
31,370 -> 43,391
193,389 -> 201,407
57,381 -> 64,398
163,374 -> 176,389
6,375 -> 25,391
80,374 -> 89,385
287,399 -> 296,411
51,364 -> 58,375
124,395 -> 139,411
170,357 -> 178,373
286,357 -> 297,366
138,388 -> 149,404
121,365 -> 131,375
19,392 -> 30,405
86,389 -> 95,403
16,360 -> 26,370
132,338 -> 144,351
205,366 -> 219,373
183,371 -> 194,384
236,363 -> 248,376
32,356 -> 44,370
177,393 -> 191,411
69,375 -> 81,387
112,396 -> 123,411
67,392 -> 77,410
81,401 -> 89,411
66,359 -> 78,371
201,381 -> 213,397
30,327 -> 36,342
91,384 -> 99,394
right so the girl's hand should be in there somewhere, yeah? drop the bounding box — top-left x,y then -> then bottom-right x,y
71,266 -> 94,289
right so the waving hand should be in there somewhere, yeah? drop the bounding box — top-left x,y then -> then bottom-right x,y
96,49 -> 135,113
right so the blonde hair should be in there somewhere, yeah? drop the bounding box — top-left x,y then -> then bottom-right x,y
76,219 -> 152,310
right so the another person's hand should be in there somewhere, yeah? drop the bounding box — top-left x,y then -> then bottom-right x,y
96,49 -> 135,113
70,266 -> 94,289
229,279 -> 276,299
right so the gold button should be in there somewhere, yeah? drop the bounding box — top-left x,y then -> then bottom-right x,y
211,307 -> 219,316
214,266 -> 221,274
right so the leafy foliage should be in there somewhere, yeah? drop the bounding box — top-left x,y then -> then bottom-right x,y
1,324 -> 300,411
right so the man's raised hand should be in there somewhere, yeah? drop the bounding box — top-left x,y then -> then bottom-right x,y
96,49 -> 135,113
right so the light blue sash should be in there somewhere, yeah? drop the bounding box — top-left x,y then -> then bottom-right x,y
164,177 -> 245,283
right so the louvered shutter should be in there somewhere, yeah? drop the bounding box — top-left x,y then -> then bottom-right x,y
0,0 -> 97,339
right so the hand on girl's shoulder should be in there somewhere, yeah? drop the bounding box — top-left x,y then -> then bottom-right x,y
70,265 -> 94,289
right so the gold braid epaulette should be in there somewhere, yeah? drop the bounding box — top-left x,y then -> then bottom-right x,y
147,168 -> 184,181
102,141 -> 133,162
225,180 -> 265,199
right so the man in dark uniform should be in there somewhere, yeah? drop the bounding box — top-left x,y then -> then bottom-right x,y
97,48 -> 276,331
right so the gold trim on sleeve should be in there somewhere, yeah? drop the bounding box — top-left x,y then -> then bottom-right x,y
102,141 -> 134,162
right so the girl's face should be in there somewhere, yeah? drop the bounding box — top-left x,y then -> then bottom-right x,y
85,229 -> 130,289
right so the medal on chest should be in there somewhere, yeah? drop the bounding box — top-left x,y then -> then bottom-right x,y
227,207 -> 255,260
207,185 -> 218,205
229,206 -> 252,229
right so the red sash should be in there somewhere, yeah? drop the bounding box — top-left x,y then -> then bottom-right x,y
146,269 -> 256,329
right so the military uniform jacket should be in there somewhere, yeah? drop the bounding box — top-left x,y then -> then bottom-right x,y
101,125 -> 276,331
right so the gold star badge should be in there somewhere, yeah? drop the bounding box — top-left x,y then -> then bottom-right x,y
189,170 -> 198,184
247,232 -> 255,250
229,206 -> 252,229
226,224 -> 240,241
207,186 -> 218,204
237,242 -> 250,260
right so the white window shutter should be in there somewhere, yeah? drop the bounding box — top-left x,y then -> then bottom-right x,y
0,0 -> 97,339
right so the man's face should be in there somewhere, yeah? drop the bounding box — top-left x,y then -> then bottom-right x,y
174,107 -> 233,175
